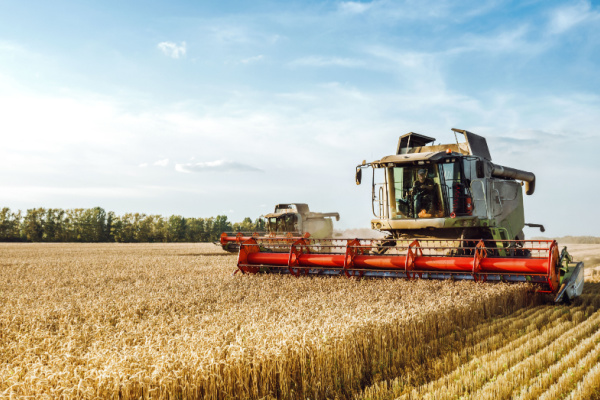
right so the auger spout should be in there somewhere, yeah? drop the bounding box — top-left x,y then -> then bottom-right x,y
490,164 -> 536,195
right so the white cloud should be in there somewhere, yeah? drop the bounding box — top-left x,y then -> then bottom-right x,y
0,40 -> 28,54
446,25 -> 545,57
0,91 -> 133,154
153,158 -> 169,167
548,0 -> 598,34
210,26 -> 252,44
289,56 -> 366,68
138,163 -> 148,168
175,160 -> 263,173
241,55 -> 264,64
335,0 -> 501,22
366,46 -> 431,68
338,1 -> 373,14
205,25 -> 283,49
468,25 -> 531,53
157,41 -> 187,59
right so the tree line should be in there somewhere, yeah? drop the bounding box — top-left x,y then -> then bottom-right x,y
0,207 -> 265,243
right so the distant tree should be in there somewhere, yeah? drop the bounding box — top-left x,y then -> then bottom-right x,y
106,211 -> 117,242
185,218 -> 205,242
253,217 -> 266,232
203,217 -> 214,242
167,215 -> 187,242
110,216 -> 123,242
66,209 -> 87,242
43,209 -> 64,242
0,206 -> 259,243
240,217 -> 254,232
138,214 -> 164,242
212,215 -> 232,241
154,217 -> 168,242
22,208 -> 45,242
0,208 -> 22,241
80,207 -> 107,242
112,213 -> 136,243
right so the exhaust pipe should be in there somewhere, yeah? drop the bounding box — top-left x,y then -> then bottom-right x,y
490,164 -> 536,195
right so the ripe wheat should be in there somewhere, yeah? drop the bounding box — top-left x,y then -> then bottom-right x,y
0,243 -> 532,399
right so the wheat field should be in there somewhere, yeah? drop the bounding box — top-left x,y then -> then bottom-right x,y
0,243 -> 597,399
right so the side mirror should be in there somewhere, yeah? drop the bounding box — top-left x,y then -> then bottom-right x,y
355,167 -> 362,185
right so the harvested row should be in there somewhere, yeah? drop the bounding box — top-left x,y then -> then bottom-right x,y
408,307 -> 585,399
360,306 -> 558,399
470,306 -> 598,399
0,243 -> 534,399
538,337 -> 600,400
515,307 -> 600,400
360,276 -> 600,400
566,360 -> 600,400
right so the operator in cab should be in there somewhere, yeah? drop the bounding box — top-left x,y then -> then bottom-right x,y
413,168 -> 437,218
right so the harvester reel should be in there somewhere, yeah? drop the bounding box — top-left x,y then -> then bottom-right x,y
472,240 -> 487,282
235,237 -> 580,302
237,238 -> 261,275
288,238 -> 310,277
405,240 -> 423,279
547,242 -> 560,292
343,239 -> 365,278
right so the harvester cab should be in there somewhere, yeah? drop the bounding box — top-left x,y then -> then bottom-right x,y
218,203 -> 340,252
235,129 -> 584,303
263,203 -> 340,239
357,129 -> 536,245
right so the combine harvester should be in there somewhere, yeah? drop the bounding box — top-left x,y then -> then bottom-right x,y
219,203 -> 340,252
236,129 -> 584,302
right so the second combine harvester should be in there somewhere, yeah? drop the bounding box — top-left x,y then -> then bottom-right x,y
236,129 -> 584,303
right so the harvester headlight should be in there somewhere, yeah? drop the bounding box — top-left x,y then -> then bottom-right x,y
376,222 -> 382,229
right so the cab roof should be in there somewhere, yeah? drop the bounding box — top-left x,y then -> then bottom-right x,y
374,145 -> 467,165
371,128 -> 492,165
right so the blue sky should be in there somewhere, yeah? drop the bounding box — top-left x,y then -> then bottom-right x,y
0,0 -> 599,237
